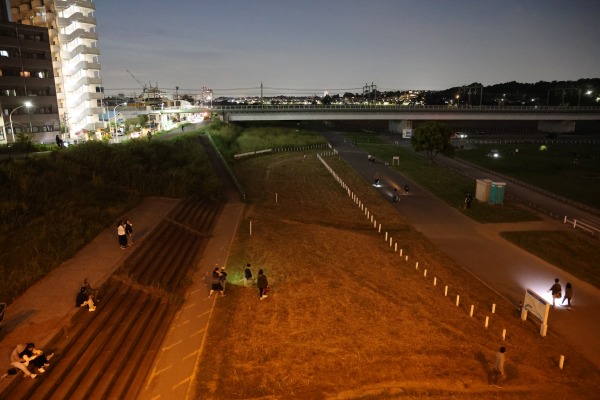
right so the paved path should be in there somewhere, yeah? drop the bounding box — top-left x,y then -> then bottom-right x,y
322,130 -> 600,369
0,197 -> 180,392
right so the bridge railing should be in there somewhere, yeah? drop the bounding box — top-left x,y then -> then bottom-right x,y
214,104 -> 600,113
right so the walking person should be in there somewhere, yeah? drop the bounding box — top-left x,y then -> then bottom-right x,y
257,269 -> 269,300
561,282 -> 573,309
404,184 -> 410,196
490,346 -> 506,387
244,263 -> 253,287
117,221 -> 127,249
208,268 -> 225,297
548,278 -> 562,308
125,219 -> 134,246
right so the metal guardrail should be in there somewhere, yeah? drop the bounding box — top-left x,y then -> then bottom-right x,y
563,216 -> 599,236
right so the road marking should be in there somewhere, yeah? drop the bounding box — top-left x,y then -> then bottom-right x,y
183,350 -> 199,361
153,365 -> 172,377
162,340 -> 182,351
196,310 -> 210,318
190,328 -> 205,338
182,302 -> 197,310
173,376 -> 191,390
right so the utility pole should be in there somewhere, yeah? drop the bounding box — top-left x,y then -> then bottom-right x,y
261,82 -> 263,105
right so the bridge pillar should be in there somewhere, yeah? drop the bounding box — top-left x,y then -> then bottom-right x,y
537,120 -> 575,133
389,120 -> 412,134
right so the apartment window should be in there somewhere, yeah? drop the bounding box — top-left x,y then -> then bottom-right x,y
20,71 -> 31,77
38,71 -> 47,78
0,50 -> 8,57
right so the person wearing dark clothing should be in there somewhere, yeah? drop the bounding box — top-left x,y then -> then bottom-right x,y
464,193 -> 473,209
55,135 -> 64,148
549,278 -> 562,308
392,188 -> 398,203
11,343 -> 53,377
257,269 -> 269,300
208,268 -> 225,297
244,263 -> 253,287
76,287 -> 96,311
125,219 -> 134,246
562,282 -> 573,309
219,267 -> 228,290
404,184 -> 409,195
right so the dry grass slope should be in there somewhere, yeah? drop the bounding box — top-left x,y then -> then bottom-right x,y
195,152 -> 600,400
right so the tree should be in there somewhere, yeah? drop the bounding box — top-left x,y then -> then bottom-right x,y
411,121 -> 454,163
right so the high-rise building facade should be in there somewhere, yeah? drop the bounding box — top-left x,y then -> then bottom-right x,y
0,20 -> 59,144
9,0 -> 104,138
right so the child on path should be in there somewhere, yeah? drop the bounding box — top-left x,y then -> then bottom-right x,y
117,221 -> 127,249
244,263 -> 253,287
490,346 -> 506,387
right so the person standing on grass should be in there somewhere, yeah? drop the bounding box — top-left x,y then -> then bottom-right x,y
548,278 -> 562,308
117,221 -> 127,249
244,263 -> 253,287
562,282 -> 573,309
208,268 -> 225,298
125,219 -> 134,246
219,267 -> 228,291
257,269 -> 269,300
490,346 -> 506,387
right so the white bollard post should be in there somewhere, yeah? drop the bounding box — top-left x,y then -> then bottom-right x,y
373,220 -> 376,227
559,355 -> 565,369
249,220 -> 252,236
385,232 -> 388,241
492,304 -> 496,314
405,255 -> 408,261
371,216 -> 374,223
400,249 -> 403,256
394,243 -> 397,252
389,238 -> 393,247
424,269 -> 427,277
434,277 -> 437,286
378,224 -> 381,233
469,305 -> 474,317
502,329 -> 506,341
456,295 -> 460,307
444,286 -> 448,296
485,316 -> 489,329
415,261 -> 419,269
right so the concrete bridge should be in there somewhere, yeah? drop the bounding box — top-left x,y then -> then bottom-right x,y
158,104 -> 600,133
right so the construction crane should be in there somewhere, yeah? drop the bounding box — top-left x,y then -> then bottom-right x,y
126,70 -> 147,92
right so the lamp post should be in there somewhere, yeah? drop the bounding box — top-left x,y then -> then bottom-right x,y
113,102 -> 126,142
9,101 -> 32,142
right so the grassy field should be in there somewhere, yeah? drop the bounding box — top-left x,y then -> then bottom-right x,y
195,150 -> 600,399
344,133 -> 543,224
0,134 -> 219,303
455,142 -> 600,209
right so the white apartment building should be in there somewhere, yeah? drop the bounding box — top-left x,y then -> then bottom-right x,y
10,0 -> 104,138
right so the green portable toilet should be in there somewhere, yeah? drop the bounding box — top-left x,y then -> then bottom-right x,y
489,182 -> 506,205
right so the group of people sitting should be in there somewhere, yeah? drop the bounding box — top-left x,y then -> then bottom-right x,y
10,343 -> 53,379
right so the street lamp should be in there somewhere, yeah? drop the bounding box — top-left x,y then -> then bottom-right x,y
113,102 -> 126,142
9,101 -> 32,142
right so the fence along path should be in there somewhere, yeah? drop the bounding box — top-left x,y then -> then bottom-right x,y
0,197 -> 223,400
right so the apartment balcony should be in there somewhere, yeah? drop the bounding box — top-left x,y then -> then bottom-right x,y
55,0 -> 96,12
57,12 -> 96,28
61,44 -> 100,61
67,76 -> 102,92
65,60 -> 101,73
58,29 -> 98,44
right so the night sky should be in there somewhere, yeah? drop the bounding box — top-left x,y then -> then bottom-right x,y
95,0 -> 600,97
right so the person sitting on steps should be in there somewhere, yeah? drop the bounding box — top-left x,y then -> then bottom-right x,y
76,287 -> 96,312
10,343 -> 54,378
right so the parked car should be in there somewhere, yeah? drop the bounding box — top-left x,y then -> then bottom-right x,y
487,149 -> 500,158
130,131 -> 141,139
453,132 -> 468,139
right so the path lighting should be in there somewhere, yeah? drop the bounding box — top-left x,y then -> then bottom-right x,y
113,102 -> 127,142
9,101 -> 32,142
